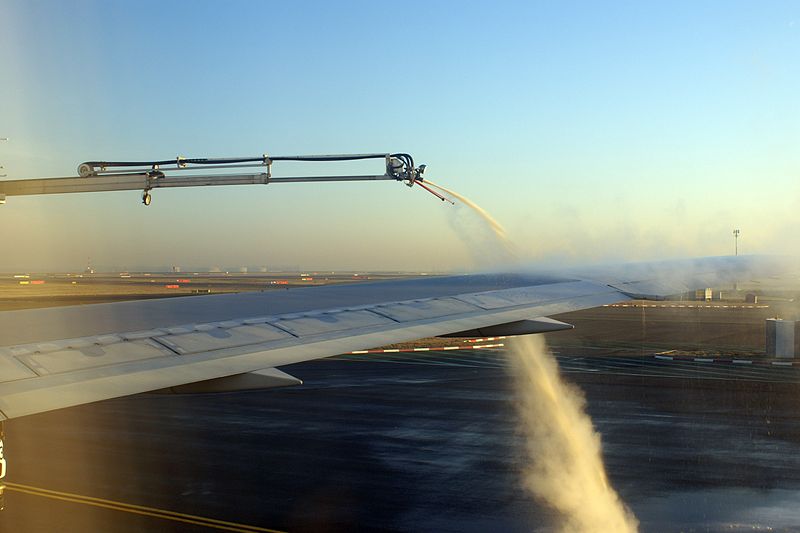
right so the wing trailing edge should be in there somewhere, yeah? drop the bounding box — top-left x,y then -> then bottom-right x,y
154,368 -> 303,395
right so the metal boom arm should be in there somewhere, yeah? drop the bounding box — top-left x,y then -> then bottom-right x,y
0,152 -> 428,206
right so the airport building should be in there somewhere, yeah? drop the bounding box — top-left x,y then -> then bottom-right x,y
765,319 -> 799,358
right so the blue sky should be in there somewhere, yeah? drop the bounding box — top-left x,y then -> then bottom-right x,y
1,1 -> 799,271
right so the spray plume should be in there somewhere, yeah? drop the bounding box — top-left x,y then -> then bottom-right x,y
508,334 -> 639,533
424,180 -> 517,259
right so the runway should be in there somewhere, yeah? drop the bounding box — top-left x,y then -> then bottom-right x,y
3,348 -> 800,532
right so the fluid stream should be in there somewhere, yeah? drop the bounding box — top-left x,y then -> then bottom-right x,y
507,335 -> 639,533
424,180 -> 517,258
432,181 -> 638,532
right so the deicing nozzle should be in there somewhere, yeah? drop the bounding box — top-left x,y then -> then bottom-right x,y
415,180 -> 454,204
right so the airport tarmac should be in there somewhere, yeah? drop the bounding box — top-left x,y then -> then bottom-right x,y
2,347 -> 800,532
0,272 -> 414,311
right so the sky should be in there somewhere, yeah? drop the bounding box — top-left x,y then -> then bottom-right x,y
1,0 -> 799,272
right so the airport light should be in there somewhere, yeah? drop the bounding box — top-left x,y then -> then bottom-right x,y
0,138 -> 7,179
733,229 -> 740,256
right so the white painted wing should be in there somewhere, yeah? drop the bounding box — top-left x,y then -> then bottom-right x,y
0,255 -> 790,420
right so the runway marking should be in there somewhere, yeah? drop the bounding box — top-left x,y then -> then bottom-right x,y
3,482 -> 283,533
348,343 -> 504,354
652,354 -> 799,368
603,303 -> 769,309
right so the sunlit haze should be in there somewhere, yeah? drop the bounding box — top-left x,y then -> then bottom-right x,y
1,1 -> 799,272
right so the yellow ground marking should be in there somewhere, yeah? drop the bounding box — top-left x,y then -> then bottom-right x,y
4,482 -> 285,533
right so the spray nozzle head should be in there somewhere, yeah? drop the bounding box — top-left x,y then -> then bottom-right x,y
406,165 -> 426,187
385,154 -> 449,202
387,154 -> 426,185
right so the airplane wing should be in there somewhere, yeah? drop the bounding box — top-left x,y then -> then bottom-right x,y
0,255 -> 790,420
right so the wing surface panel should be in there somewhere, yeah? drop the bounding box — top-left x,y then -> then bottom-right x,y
15,339 -> 173,375
154,324 -> 292,355
370,297 -> 481,322
270,310 -> 396,336
455,280 -> 601,309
